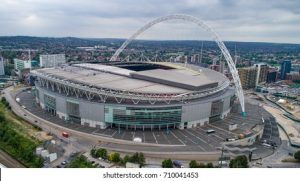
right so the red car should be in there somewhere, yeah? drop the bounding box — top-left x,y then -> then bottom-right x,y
62,132 -> 69,138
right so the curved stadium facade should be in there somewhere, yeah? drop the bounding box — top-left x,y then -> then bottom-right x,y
31,62 -> 235,130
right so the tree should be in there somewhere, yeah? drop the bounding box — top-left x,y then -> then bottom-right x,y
1,97 -> 9,107
229,155 -> 248,168
122,152 -> 145,166
162,159 -> 173,168
189,160 -> 198,168
0,111 -> 6,123
1,97 -> 6,103
68,155 -> 96,168
123,155 -> 131,164
91,148 -> 107,159
294,150 -> 300,160
97,148 -> 107,159
206,162 -> 214,168
137,152 -> 145,166
109,152 -> 121,163
131,152 -> 139,163
90,148 -> 97,158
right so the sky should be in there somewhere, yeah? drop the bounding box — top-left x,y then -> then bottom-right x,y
0,0 -> 300,44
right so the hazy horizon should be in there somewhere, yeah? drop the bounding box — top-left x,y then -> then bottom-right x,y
1,0 -> 300,44
1,35 -> 300,46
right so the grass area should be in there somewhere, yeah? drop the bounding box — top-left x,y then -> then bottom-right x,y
6,109 -> 43,138
67,155 -> 97,168
0,99 -> 44,167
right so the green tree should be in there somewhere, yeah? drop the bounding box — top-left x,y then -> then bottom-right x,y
137,152 -> 145,166
131,152 -> 139,163
0,104 -> 44,167
123,155 -> 131,164
229,155 -> 248,168
0,111 -> 6,122
90,148 -> 97,158
91,148 -> 107,159
0,98 -> 9,108
294,150 -> 300,160
68,155 -> 96,168
109,152 -> 121,163
189,160 -> 198,168
162,159 -> 173,168
98,148 -> 108,159
206,162 -> 214,168
122,152 -> 145,166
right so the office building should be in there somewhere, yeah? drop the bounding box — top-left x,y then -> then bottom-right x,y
238,67 -> 257,89
253,63 -> 268,86
0,57 -> 5,76
40,54 -> 66,68
14,58 -> 31,71
280,60 -> 291,80
266,69 -> 278,83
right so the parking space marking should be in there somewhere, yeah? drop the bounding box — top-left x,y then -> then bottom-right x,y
111,130 -> 118,137
143,132 -> 146,143
161,132 -> 171,145
151,132 -> 158,144
176,130 -> 197,145
170,131 -> 185,145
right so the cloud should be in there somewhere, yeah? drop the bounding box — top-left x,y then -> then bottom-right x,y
0,0 -> 299,43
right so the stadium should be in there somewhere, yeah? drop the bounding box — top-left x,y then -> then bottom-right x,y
31,61 -> 236,130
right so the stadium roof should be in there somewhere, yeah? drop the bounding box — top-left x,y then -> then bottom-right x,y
32,62 -> 228,94
131,69 -> 218,91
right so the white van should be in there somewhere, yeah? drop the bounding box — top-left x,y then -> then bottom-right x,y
206,129 -> 215,134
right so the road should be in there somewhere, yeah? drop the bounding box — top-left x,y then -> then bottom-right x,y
0,149 -> 25,168
261,140 -> 300,168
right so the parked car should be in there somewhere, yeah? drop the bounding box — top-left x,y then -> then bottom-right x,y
173,160 -> 184,168
206,129 -> 215,134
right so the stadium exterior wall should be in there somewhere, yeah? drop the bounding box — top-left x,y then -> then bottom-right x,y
35,84 -> 235,130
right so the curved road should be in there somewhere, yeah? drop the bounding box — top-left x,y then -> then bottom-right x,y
0,150 -> 24,168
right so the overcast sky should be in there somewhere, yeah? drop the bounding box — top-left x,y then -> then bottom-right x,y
0,0 -> 300,44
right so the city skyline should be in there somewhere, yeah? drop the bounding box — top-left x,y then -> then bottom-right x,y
0,0 -> 300,44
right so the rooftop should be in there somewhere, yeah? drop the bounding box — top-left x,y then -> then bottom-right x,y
32,62 -> 228,94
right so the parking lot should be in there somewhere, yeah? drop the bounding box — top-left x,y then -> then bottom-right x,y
261,117 -> 281,146
17,91 -> 278,152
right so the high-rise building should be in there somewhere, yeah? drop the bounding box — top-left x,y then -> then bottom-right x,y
14,58 -> 31,71
238,67 -> 257,89
266,69 -> 278,83
280,60 -> 291,80
253,63 -> 268,86
0,57 -> 5,75
40,54 -> 66,68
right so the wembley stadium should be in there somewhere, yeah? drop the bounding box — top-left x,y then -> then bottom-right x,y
31,61 -> 236,130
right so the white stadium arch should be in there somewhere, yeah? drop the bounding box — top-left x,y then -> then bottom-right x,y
110,14 -> 245,114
